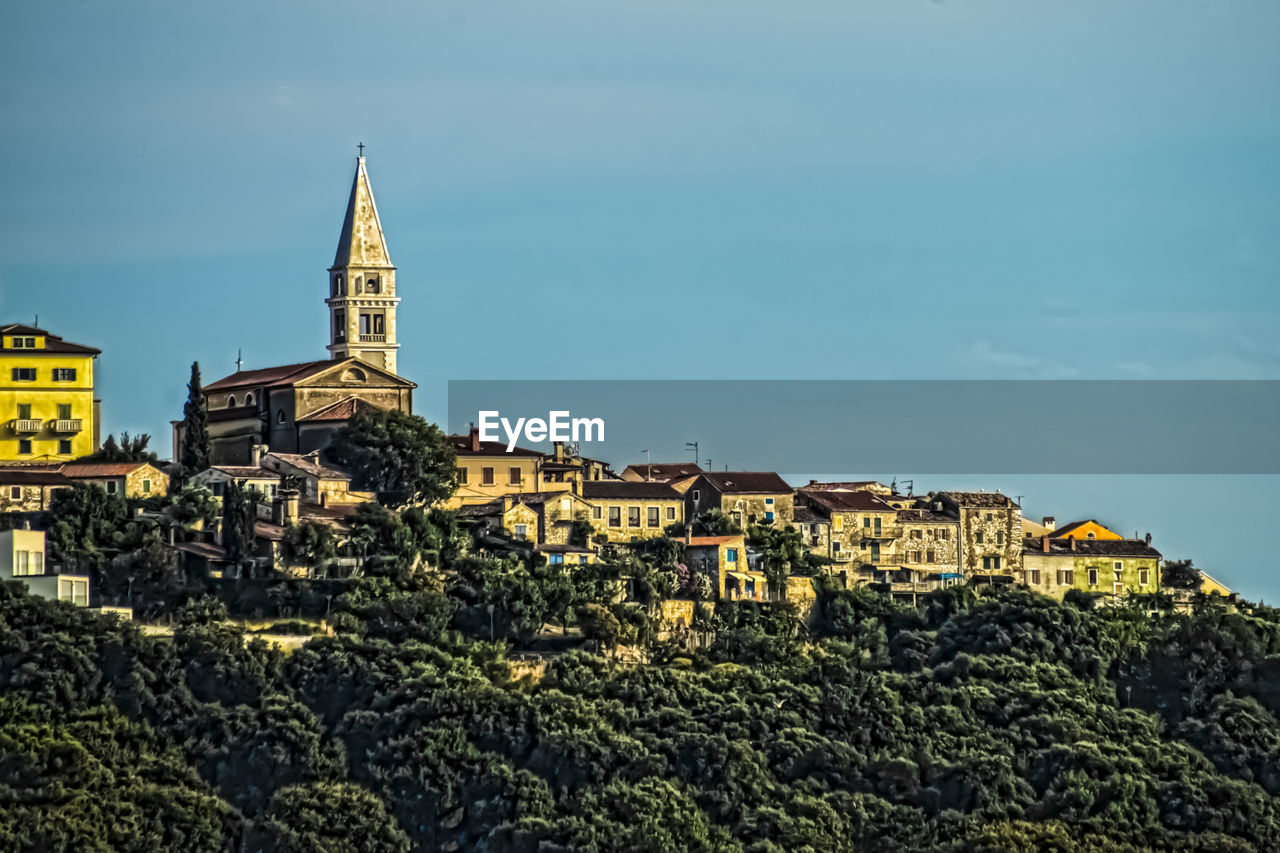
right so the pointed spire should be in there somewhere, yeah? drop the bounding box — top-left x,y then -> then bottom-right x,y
332,152 -> 392,268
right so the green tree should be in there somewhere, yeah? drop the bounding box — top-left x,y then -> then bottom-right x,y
282,520 -> 339,577
260,782 -> 411,853
748,521 -> 805,600
86,431 -> 159,463
326,408 -> 457,507
1162,558 -> 1203,591
178,361 -> 210,483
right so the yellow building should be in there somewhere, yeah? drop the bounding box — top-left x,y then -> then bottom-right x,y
1023,535 -> 1161,599
1049,519 -> 1123,541
581,481 -> 684,543
1,324 -> 100,462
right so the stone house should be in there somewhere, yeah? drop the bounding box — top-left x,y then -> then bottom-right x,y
683,534 -> 750,600
581,480 -> 684,543
796,488 -> 900,572
60,461 -> 169,499
686,472 -> 794,530
1023,535 -> 1161,598
0,467 -> 73,512
931,491 -> 1024,583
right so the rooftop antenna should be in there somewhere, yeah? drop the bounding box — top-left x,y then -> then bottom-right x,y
1016,495 -> 1025,507
685,441 -> 699,466
705,458 -> 712,472
33,315 -> 38,327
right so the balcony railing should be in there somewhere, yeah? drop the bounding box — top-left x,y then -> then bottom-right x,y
859,525 -> 903,540
10,419 -> 41,433
359,333 -> 386,343
52,419 -> 82,433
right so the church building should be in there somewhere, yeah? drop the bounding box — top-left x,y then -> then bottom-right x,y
180,154 -> 416,465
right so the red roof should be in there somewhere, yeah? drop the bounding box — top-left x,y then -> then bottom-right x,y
60,462 -> 160,478
204,360 -> 334,392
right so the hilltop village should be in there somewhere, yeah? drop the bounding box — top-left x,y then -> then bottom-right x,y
0,156 -> 1232,623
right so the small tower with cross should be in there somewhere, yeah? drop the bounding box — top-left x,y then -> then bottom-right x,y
325,145 -> 401,374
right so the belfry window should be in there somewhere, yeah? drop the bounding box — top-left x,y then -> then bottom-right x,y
335,274 -> 346,296
366,276 -> 380,294
277,410 -> 286,424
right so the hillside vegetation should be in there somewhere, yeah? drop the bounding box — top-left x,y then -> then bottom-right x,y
3,576 -> 1279,851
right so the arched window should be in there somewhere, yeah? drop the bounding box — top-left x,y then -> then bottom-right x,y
244,392 -> 254,406
341,368 -> 367,383
1086,532 -> 1096,539
366,276 -> 380,294
277,410 -> 286,424
227,395 -> 237,407
335,274 -> 346,296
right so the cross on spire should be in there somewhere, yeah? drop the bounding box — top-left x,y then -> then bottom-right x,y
357,142 -> 365,157
235,349 -> 244,372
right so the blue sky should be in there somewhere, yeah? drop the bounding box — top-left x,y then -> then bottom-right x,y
2,2 -> 1278,597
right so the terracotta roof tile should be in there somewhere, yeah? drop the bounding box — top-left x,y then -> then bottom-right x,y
204,360 -> 334,392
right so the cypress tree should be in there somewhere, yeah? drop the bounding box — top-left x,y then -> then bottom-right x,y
179,361 -> 210,482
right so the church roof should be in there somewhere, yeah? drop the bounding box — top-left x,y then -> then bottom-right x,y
332,156 -> 393,269
297,395 -> 385,423
204,360 -> 335,392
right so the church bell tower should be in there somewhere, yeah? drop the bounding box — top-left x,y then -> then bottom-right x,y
327,150 -> 400,375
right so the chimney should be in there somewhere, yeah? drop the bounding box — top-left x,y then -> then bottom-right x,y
554,441 -> 564,463
469,426 -> 480,452
1042,534 -> 1050,554
1069,537 -> 1076,552
502,496 -> 512,514
274,488 -> 300,526
1042,516 -> 1055,532
249,443 -> 268,467
1145,532 -> 1152,545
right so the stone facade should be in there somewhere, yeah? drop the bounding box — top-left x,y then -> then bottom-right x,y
1024,536 -> 1161,598
933,492 -> 1024,582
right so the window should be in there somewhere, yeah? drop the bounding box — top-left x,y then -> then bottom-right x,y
765,511 -> 774,522
911,529 -> 923,540
335,274 -> 346,295
15,550 -> 28,575
366,276 -> 380,293
9,486 -> 19,499
608,507 -> 621,528
1139,569 -> 1149,586
11,368 -> 35,382
1028,568 -> 1041,585
665,506 -> 676,520
549,554 -> 564,565
57,404 -> 72,419
106,481 -> 118,495
985,512 -> 993,521
592,506 -> 602,520
982,556 -> 1002,571
726,548 -> 738,563
10,336 -> 37,348
244,393 -> 254,406
1088,568 -> 1099,586
996,531 -> 1004,545
52,368 -> 76,382
456,467 -> 468,484
765,497 -> 774,505
334,310 -> 346,340
870,542 -> 881,562
277,410 -> 286,424
481,467 -> 495,486
833,516 -> 844,532
691,489 -> 700,503
1059,569 -> 1074,585
628,506 -> 641,528
514,524 -> 528,539
17,439 -> 31,455
1113,561 -> 1123,572
832,542 -> 841,554
926,550 -> 935,563
561,497 -> 572,514
228,395 -> 238,407
17,404 -> 31,419
60,579 -> 88,606
58,439 -> 72,455
1086,532 -> 1096,539
909,551 -> 921,563
1113,569 -> 1122,583
142,479 -> 152,494
647,507 -> 659,527
508,467 -> 521,486
863,517 -> 871,528
975,531 -> 984,545
938,528 -> 950,541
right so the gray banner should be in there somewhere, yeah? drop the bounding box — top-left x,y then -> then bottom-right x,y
446,380 -> 1279,475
